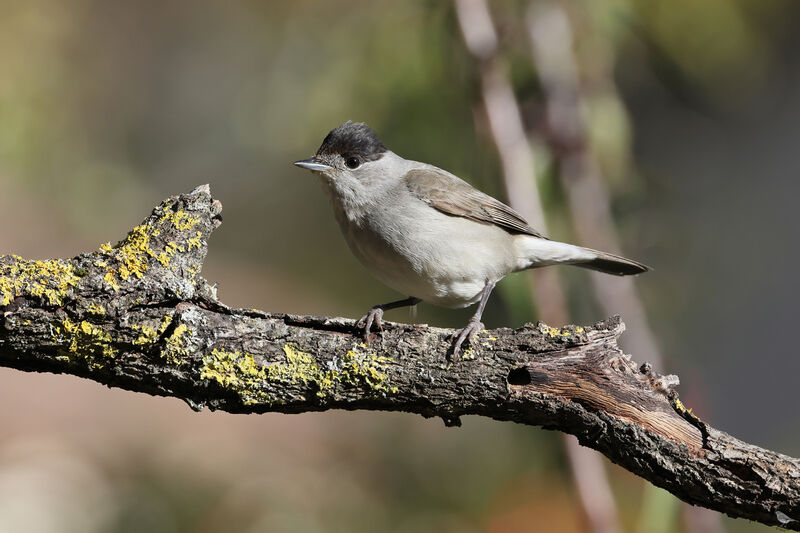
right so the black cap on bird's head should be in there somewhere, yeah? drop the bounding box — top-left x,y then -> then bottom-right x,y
294,121 -> 387,173
317,121 -> 387,161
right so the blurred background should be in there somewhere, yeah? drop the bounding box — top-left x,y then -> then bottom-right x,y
1,1 -> 798,531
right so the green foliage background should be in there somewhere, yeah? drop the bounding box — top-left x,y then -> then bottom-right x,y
1,1 -> 798,531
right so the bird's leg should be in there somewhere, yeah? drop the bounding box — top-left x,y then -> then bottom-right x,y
356,297 -> 421,343
452,281 -> 496,358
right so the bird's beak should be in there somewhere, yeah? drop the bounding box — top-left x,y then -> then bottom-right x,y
293,157 -> 333,172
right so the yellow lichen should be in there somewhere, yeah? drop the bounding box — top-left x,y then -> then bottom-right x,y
186,266 -> 199,280
674,398 -> 694,415
132,324 -> 158,345
166,241 -> 184,255
160,210 -> 199,231
200,348 -> 271,405
159,314 -> 173,332
266,344 -> 325,389
186,231 -> 203,250
269,344 -> 398,396
87,303 -> 105,316
103,271 -> 120,291
539,324 -> 584,338
162,323 -> 191,365
131,315 -> 173,346
0,256 -> 82,306
0,276 -> 13,305
481,335 -> 498,348
156,253 -> 171,266
200,343 -> 398,406
96,224 -> 156,290
96,207 -> 199,290
55,318 -> 117,366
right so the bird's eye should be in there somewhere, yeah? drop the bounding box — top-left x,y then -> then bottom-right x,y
345,156 -> 361,169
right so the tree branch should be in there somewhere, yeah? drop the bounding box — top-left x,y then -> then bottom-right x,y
1,186 -> 798,529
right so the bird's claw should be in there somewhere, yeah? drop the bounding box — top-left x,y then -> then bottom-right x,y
451,317 -> 484,359
356,306 -> 384,344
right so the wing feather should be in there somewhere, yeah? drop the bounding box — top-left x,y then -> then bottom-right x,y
403,168 -> 545,238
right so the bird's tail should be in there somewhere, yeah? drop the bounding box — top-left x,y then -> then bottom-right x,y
515,237 -> 650,276
573,248 -> 650,276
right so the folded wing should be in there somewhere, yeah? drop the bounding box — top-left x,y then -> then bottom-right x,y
403,168 -> 545,238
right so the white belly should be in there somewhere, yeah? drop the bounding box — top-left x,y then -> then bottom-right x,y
339,208 -> 517,308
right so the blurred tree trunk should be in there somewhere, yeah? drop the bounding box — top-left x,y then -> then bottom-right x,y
523,3 -> 724,532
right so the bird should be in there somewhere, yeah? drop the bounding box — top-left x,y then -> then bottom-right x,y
294,121 -> 649,356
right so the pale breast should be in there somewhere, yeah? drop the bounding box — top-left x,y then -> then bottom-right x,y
340,197 -> 518,308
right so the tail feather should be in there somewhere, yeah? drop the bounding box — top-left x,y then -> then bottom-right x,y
514,237 -> 649,276
575,248 -> 650,276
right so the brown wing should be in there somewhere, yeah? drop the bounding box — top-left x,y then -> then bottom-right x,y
403,168 -> 545,238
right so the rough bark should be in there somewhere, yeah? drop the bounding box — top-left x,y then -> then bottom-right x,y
0,186 -> 798,529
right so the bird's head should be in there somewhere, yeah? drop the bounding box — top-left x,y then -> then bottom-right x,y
294,121 -> 389,181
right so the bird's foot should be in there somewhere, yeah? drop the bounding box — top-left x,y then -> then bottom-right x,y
451,317 -> 484,359
356,306 -> 384,344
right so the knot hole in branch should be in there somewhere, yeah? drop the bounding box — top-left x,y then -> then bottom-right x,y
507,367 -> 532,386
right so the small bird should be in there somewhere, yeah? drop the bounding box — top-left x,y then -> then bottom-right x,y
294,121 -> 649,356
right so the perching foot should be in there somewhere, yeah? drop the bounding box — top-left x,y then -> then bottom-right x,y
356,306 -> 384,344
452,317 -> 484,358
